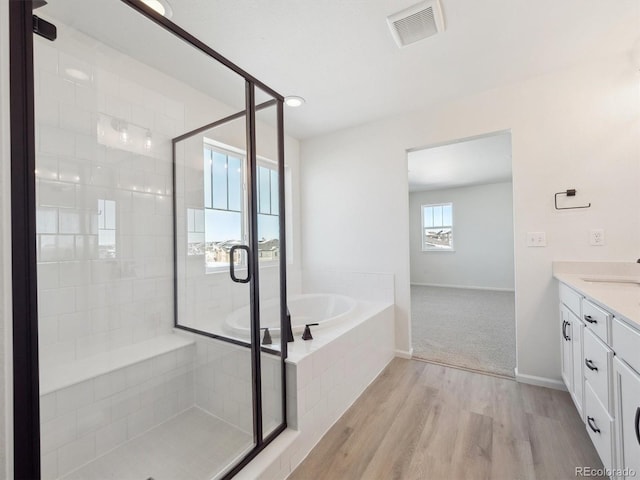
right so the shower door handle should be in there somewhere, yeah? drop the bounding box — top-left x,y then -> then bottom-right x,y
229,245 -> 252,283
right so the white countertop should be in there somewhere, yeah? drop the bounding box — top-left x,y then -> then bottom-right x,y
553,262 -> 640,330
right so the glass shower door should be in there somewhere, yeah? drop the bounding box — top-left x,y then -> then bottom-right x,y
28,0 -> 287,478
174,111 -> 257,477
252,87 -> 287,439
175,113 -> 253,343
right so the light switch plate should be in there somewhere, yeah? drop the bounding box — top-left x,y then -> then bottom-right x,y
527,232 -> 546,247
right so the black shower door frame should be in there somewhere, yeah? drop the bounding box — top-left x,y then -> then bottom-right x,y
9,0 -> 289,478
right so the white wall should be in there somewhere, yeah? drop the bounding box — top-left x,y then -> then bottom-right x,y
0,0 -> 11,475
409,182 -> 515,290
300,52 -> 640,380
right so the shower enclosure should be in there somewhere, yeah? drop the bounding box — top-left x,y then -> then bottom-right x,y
10,0 -> 288,478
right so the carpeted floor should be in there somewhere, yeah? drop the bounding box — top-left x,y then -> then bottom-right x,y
411,285 -> 516,377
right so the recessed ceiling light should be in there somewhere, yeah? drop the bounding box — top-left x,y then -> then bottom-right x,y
284,96 -> 305,108
140,0 -> 173,18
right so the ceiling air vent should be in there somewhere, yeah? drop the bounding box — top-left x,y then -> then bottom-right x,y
387,0 -> 445,48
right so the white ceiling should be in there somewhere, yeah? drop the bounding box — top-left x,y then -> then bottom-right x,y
166,0 -> 640,139
42,0 -> 640,140
407,132 -> 512,192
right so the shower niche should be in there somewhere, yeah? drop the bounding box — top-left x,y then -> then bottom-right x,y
25,0 -> 288,478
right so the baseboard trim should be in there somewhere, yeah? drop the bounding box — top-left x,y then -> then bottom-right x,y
410,282 -> 515,292
394,348 -> 413,359
514,368 -> 567,391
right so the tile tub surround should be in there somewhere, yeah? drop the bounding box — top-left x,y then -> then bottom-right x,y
176,263 -> 283,341
553,261 -> 640,328
235,301 -> 396,480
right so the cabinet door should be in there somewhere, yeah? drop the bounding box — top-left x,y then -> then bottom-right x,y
561,304 -> 574,392
614,357 -> 640,479
571,314 -> 585,419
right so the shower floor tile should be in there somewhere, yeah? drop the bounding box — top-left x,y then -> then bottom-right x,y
62,408 -> 253,480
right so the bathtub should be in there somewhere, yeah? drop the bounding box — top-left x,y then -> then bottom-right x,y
225,293 -> 357,336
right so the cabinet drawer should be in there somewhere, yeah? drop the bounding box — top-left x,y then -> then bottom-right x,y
582,299 -> 611,344
560,283 -> 582,317
612,318 -> 640,375
584,382 -> 615,472
584,327 -> 613,413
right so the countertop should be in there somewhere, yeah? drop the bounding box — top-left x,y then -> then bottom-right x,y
553,262 -> 640,330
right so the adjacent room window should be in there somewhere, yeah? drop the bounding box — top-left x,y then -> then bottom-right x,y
422,203 -> 453,251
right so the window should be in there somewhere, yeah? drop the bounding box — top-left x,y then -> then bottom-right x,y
257,165 -> 280,262
422,203 -> 453,251
202,146 -> 244,268
199,144 -> 280,270
97,199 -> 116,258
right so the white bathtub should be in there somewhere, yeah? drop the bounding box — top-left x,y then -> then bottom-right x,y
225,293 -> 357,336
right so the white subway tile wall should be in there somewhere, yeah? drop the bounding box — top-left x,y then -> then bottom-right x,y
40,345 -> 196,479
190,335 -> 282,435
35,32 -> 178,365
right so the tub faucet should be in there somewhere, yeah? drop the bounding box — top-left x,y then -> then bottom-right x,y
302,323 -> 319,341
284,307 -> 294,343
260,327 -> 272,345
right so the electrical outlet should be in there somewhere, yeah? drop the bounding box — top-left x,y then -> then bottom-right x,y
527,232 -> 547,247
590,229 -> 605,246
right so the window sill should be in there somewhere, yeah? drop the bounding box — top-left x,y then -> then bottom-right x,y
204,262 -> 281,275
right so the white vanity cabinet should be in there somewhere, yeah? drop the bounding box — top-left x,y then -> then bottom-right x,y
557,281 -> 640,477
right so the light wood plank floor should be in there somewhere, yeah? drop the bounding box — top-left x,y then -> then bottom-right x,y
290,358 -> 604,480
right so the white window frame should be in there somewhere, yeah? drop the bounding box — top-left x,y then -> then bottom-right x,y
421,202 -> 454,252
202,139 -> 282,273
203,141 -> 247,273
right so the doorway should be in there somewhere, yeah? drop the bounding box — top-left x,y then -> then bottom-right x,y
407,131 -> 516,377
